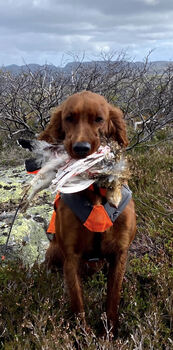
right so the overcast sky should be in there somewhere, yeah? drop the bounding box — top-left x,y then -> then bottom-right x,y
1,0 -> 173,66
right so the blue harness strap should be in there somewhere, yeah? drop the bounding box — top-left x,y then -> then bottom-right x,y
104,184 -> 132,222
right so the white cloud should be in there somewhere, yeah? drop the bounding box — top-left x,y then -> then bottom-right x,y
0,0 -> 173,65
143,0 -> 159,5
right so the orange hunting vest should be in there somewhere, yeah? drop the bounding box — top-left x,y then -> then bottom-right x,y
26,167 -> 132,237
47,184 -> 132,238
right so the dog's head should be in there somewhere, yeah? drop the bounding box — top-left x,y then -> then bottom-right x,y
38,91 -> 128,159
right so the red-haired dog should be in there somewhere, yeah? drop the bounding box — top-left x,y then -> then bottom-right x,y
38,91 -> 136,334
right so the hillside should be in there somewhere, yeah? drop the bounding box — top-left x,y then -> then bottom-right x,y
1,60 -> 173,76
0,136 -> 172,349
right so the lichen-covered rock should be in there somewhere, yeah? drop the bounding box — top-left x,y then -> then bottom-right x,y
0,166 -> 54,264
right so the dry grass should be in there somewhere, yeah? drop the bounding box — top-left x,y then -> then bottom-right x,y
0,135 -> 172,349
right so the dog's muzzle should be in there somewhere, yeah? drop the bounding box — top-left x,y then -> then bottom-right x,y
72,142 -> 91,158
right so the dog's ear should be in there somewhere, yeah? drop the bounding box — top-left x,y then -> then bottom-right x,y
105,105 -> 128,147
38,106 -> 65,143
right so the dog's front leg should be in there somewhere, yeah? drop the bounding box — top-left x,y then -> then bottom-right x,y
63,254 -> 86,323
106,249 -> 128,335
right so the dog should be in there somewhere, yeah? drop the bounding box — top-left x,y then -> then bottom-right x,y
38,91 -> 136,335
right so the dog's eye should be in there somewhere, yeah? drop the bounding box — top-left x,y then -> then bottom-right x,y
65,115 -> 74,123
95,116 -> 103,123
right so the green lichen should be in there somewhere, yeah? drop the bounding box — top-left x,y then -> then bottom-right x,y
0,165 -> 53,264
0,166 -> 26,202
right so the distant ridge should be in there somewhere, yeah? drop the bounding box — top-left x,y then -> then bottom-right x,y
1,60 -> 173,75
0,63 -> 60,75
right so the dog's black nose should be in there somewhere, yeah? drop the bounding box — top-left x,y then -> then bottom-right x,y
72,142 -> 91,157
